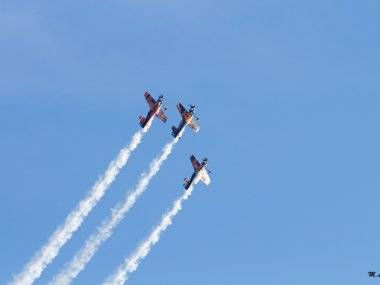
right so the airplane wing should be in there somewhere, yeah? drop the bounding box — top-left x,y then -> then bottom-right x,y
190,155 -> 201,171
144,92 -> 156,109
177,103 -> 187,113
188,117 -> 200,133
200,171 -> 211,186
156,109 -> 167,123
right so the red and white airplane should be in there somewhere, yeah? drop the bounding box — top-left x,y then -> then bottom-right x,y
183,155 -> 211,189
139,92 -> 168,128
171,103 -> 199,138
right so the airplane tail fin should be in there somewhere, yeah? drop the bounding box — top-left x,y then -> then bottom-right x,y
139,116 -> 146,127
171,126 -> 178,137
183,178 -> 190,189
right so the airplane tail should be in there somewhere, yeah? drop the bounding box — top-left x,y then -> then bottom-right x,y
183,178 -> 190,189
139,116 -> 146,127
171,126 -> 178,137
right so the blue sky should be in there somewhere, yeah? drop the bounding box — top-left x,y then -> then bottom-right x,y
1,1 -> 380,284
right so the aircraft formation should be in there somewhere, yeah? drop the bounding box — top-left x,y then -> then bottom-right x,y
10,91 -> 211,285
139,91 -> 211,189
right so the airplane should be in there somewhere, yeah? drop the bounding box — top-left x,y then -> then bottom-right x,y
171,103 -> 199,138
183,155 -> 211,189
139,92 -> 168,128
368,272 -> 380,277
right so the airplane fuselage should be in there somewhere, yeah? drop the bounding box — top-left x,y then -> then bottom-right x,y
172,112 -> 193,137
184,164 -> 207,189
172,103 -> 198,138
182,111 -> 194,124
141,102 -> 162,127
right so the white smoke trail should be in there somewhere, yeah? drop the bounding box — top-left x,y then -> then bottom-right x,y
103,185 -> 194,285
50,132 -> 183,285
11,122 -> 152,285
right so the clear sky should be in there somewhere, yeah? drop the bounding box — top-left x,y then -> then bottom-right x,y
1,1 -> 380,284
